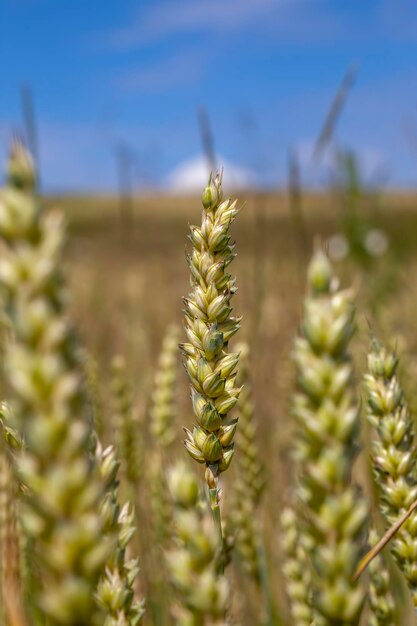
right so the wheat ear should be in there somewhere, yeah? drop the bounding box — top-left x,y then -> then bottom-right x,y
111,355 -> 142,486
0,140 -> 112,625
293,250 -> 368,625
167,461 -> 228,625
365,339 -> 417,607
95,442 -> 144,625
228,340 -> 274,624
180,173 -> 241,559
150,324 -> 180,448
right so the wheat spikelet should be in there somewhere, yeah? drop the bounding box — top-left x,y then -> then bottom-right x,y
0,140 -> 112,625
0,402 -> 23,452
365,339 -> 417,606
292,250 -> 367,625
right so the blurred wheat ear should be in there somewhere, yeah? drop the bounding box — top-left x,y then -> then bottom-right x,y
95,442 -> 144,625
147,324 -> 181,625
166,460 -> 229,625
290,249 -> 368,625
111,355 -> 143,488
0,140 -> 114,625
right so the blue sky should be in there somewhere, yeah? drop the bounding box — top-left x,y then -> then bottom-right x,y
1,0 -> 417,191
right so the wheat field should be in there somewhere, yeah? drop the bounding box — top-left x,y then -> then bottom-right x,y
3,143 -> 417,625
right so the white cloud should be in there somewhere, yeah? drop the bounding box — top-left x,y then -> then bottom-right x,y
165,154 -> 256,193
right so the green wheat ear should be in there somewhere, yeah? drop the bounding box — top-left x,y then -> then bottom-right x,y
95,442 -> 144,625
180,173 -> 241,491
234,342 -> 266,504
166,460 -> 229,624
148,323 -> 181,546
229,342 -> 267,583
111,355 -> 143,486
365,339 -> 417,607
180,173 -> 241,573
150,324 -> 180,448
0,140 -> 113,625
292,249 -> 368,625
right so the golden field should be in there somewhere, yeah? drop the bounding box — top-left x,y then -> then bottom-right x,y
50,189 -> 417,624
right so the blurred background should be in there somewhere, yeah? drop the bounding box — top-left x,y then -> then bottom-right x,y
2,0 -> 417,192
2,2 -> 417,622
